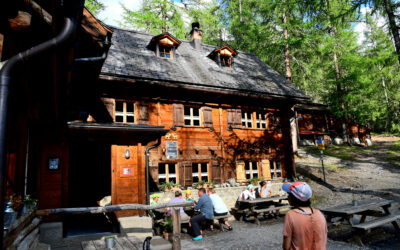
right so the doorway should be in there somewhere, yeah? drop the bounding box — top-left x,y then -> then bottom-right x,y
66,142 -> 117,237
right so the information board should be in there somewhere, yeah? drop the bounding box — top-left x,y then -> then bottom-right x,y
166,141 -> 178,159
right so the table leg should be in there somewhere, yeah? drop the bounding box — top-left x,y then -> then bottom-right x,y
346,216 -> 354,226
392,221 -> 400,233
359,215 -> 367,224
382,205 -> 391,215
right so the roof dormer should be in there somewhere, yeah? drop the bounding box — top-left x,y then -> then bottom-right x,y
208,44 -> 238,68
147,32 -> 181,59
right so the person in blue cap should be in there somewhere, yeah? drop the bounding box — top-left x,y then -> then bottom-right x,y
281,181 -> 327,250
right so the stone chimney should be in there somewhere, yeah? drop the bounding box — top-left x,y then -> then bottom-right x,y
190,22 -> 202,50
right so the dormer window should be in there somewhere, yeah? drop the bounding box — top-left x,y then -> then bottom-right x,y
208,44 -> 238,68
147,33 -> 181,60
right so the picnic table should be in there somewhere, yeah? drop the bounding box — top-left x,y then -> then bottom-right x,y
231,195 -> 291,225
321,198 -> 400,244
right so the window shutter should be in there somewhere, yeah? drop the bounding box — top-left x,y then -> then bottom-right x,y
261,159 -> 271,180
178,164 -> 184,186
183,162 -> 193,187
235,161 -> 246,182
138,103 -> 149,124
173,104 -> 184,127
234,109 -> 242,128
227,109 -> 234,128
101,98 -> 114,120
211,161 -> 222,184
202,107 -> 213,128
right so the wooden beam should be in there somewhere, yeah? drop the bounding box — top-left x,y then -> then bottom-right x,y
36,201 -> 194,216
172,208 -> 181,250
26,0 -> 52,26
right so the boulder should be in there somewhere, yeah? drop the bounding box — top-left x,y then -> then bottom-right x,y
332,137 -> 343,145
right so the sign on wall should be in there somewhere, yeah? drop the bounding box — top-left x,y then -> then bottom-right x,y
121,167 -> 133,177
166,141 -> 178,159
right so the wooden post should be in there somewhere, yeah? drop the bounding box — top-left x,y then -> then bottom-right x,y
172,208 -> 181,250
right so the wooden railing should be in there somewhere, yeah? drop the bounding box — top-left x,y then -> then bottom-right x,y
36,202 -> 194,250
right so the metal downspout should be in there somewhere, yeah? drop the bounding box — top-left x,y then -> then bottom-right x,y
145,137 -> 162,206
0,17 -> 76,246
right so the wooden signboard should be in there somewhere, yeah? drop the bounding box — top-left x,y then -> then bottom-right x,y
166,141 -> 178,159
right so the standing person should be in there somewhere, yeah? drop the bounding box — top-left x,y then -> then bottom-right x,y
190,188 -> 213,241
207,188 -> 233,231
165,191 -> 190,222
281,182 -> 327,250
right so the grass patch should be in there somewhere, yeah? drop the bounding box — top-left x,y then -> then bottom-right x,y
323,163 -> 347,172
302,144 -> 380,162
311,195 -> 325,206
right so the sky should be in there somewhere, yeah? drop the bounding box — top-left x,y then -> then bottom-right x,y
96,1 -> 386,44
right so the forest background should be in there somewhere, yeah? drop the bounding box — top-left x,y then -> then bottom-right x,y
86,0 -> 400,134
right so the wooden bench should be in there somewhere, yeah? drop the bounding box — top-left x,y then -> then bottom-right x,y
212,215 -> 230,232
252,205 -> 292,214
352,214 -> 400,232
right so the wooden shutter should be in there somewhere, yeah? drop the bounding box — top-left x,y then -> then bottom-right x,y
138,103 -> 149,124
183,162 -> 193,187
173,104 -> 184,127
235,161 -> 246,182
202,107 -> 213,128
101,98 -> 114,119
227,109 -> 234,128
261,159 -> 271,180
178,164 -> 184,186
211,161 -> 222,184
234,109 -> 242,128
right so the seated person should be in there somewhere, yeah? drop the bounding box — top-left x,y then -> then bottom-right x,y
257,181 -> 272,198
151,193 -> 160,205
239,184 -> 256,201
207,188 -> 233,231
184,190 -> 195,216
150,193 -> 164,219
166,191 -> 190,222
190,188 -> 213,241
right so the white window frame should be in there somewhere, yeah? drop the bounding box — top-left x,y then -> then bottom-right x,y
158,163 -> 177,184
184,107 -> 201,126
245,161 -> 258,179
114,101 -> 135,123
256,112 -> 267,129
242,112 -> 253,128
270,161 -> 282,179
192,163 -> 209,182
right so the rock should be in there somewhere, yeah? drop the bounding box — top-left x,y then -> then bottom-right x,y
366,138 -> 373,146
228,178 -> 236,187
235,183 -> 240,187
226,184 -> 231,187
215,184 -> 221,188
299,140 -> 315,146
332,137 -> 343,145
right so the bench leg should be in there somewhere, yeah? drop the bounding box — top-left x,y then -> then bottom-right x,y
359,215 -> 367,224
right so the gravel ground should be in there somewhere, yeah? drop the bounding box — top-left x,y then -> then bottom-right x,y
181,219 -> 364,250
182,135 -> 400,250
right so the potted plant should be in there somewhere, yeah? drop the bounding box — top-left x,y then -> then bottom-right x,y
21,195 -> 38,215
162,217 -> 173,241
207,181 -> 215,189
104,236 -> 115,249
161,182 -> 171,192
171,182 -> 180,191
195,180 -> 205,189
250,177 -> 261,186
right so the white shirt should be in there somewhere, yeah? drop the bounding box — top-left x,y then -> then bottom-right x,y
238,190 -> 256,201
209,193 -> 228,214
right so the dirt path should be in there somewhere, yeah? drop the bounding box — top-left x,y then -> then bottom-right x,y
182,136 -> 400,249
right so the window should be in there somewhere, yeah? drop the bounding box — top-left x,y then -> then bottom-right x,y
242,112 -> 253,128
115,101 -> 134,123
256,113 -> 267,129
245,161 -> 258,179
220,55 -> 232,67
184,107 -> 200,126
270,161 -> 282,179
192,163 -> 208,183
159,46 -> 172,59
158,163 -> 177,184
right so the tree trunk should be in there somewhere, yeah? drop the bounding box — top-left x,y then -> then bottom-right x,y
379,64 -> 391,131
331,30 -> 350,145
383,0 -> 400,70
283,9 -> 292,82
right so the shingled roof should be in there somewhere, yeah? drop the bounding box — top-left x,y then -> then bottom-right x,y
100,28 -> 309,101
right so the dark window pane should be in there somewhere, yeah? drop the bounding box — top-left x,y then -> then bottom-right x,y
126,103 -> 134,113
203,176 -> 208,182
262,123 -> 266,128
159,164 -> 166,174
193,176 -> 199,183
169,177 -> 176,183
184,119 -> 191,125
247,122 -> 252,128
201,163 -> 207,173
192,108 -> 199,116
246,173 -> 251,179
115,116 -> 123,122
252,163 -> 258,171
257,122 -> 261,128
166,53 -> 170,58
116,102 -> 123,112
245,162 -> 250,171
159,179 -> 166,184
192,163 -> 198,173
193,120 -> 200,126
242,112 -> 245,119
242,122 -> 246,127
127,116 -> 134,123
184,107 -> 191,116
169,164 -> 176,174
253,172 -> 258,178
160,52 -> 165,57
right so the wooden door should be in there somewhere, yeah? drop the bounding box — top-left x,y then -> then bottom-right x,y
211,161 -> 222,184
111,144 -> 145,217
261,159 -> 271,180
183,162 -> 192,187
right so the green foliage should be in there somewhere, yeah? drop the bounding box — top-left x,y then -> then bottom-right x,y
162,216 -> 173,232
160,182 -> 172,191
249,177 -> 261,185
85,0 -> 105,16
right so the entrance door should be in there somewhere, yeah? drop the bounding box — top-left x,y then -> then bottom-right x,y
69,142 -> 111,207
111,145 -> 145,217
